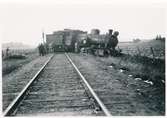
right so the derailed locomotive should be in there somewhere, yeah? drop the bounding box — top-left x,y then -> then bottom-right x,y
78,29 -> 120,56
45,29 -> 120,56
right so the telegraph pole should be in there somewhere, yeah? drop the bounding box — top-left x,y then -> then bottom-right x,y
42,29 -> 45,44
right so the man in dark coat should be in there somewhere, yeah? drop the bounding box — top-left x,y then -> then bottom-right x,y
38,44 -> 45,56
107,31 -> 119,50
107,31 -> 119,56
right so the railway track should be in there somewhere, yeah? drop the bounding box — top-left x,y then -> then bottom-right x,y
3,53 -> 111,116
67,53 -> 157,115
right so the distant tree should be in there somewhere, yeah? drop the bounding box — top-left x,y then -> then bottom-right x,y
133,39 -> 141,43
6,47 -> 10,57
2,50 -> 4,58
155,35 -> 165,41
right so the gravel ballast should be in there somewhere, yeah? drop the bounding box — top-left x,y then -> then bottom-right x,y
14,54 -> 103,116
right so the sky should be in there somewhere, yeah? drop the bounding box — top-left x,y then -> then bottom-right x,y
0,0 -> 166,47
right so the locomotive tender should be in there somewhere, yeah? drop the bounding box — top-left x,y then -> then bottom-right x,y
45,29 -> 119,56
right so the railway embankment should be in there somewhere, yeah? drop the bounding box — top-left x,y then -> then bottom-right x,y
69,53 -> 165,115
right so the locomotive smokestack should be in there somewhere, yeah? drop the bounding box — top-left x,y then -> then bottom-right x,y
109,29 -> 113,35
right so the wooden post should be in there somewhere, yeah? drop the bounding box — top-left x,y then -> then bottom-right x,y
127,47 -> 129,56
150,47 -> 155,59
117,46 -> 121,53
137,47 -> 141,56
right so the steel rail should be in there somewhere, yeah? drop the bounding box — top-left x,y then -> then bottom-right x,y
65,53 -> 112,116
3,55 -> 54,116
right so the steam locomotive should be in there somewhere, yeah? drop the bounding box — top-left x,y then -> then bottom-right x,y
77,29 -> 120,56
44,29 -> 120,56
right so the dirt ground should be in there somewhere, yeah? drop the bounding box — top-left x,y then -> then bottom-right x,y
69,53 -> 165,116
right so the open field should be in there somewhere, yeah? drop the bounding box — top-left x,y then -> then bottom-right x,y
2,49 -> 39,76
118,40 -> 165,59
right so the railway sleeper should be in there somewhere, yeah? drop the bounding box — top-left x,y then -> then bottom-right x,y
16,105 -> 103,116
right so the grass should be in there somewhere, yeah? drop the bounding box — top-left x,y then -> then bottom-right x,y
114,39 -> 165,87
4,54 -> 26,60
2,49 -> 39,76
104,53 -> 165,83
97,52 -> 165,115
72,52 -> 165,115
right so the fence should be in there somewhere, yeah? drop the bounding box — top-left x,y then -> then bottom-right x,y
119,46 -> 165,60
2,49 -> 37,59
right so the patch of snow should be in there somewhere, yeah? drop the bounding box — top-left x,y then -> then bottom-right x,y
82,98 -> 87,101
135,78 -> 142,81
119,69 -> 124,73
108,66 -> 113,68
136,89 -> 140,91
50,109 -> 55,112
144,80 -> 153,85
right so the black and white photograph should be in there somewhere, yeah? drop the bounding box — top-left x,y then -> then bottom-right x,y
0,0 -> 166,116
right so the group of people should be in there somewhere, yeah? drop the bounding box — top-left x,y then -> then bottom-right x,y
38,43 -> 49,56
